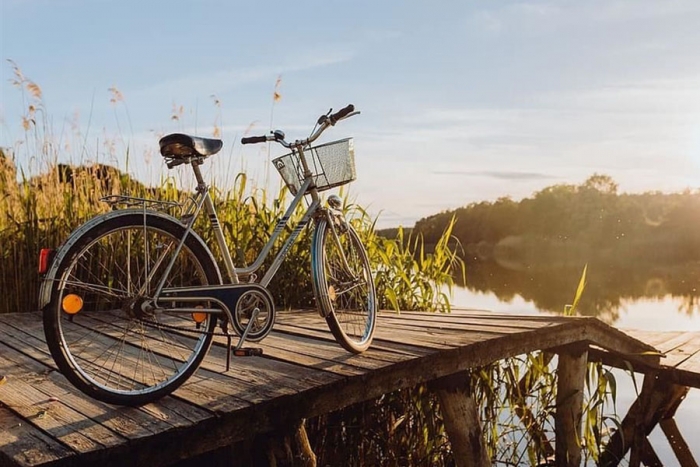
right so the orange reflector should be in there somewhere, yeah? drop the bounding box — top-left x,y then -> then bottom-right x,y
38,248 -> 54,274
192,312 -> 207,323
328,285 -> 337,301
192,305 -> 206,323
62,294 -> 83,314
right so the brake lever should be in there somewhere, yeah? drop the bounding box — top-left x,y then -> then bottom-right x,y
317,108 -> 333,125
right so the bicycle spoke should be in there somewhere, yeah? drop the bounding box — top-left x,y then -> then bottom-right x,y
48,216 -> 217,403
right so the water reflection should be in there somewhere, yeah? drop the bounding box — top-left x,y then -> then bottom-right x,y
457,249 -> 700,324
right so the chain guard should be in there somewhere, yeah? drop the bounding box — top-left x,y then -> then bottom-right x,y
159,283 -> 276,338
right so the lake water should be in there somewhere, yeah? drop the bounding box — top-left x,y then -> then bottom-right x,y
448,262 -> 700,463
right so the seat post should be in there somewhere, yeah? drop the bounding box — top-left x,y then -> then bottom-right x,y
191,159 -> 208,191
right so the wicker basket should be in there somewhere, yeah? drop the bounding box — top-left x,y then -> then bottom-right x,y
272,138 -> 356,195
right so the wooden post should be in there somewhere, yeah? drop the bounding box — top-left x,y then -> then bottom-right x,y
431,371 -> 489,467
660,417 -> 699,467
251,419 -> 317,467
640,438 -> 663,467
600,373 -> 689,467
554,344 -> 588,467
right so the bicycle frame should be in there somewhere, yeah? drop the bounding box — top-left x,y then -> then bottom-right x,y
151,146 -> 329,302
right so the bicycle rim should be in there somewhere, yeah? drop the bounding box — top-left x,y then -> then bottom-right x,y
46,214 -> 218,404
313,219 -> 376,353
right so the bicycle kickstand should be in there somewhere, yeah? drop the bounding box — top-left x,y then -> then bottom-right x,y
225,307 -> 264,372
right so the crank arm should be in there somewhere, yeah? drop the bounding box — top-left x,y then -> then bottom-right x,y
225,307 -> 264,371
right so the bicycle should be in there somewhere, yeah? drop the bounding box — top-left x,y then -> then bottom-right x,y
39,104 -> 377,406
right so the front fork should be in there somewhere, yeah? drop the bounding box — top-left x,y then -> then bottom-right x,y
324,196 -> 355,273
311,198 -> 355,318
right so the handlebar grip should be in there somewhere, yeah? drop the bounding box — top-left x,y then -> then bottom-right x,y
329,104 -> 355,123
241,135 -> 268,144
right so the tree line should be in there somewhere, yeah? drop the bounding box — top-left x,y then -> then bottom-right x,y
410,174 -> 700,267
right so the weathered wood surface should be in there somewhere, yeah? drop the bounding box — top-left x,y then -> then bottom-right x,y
0,310 -> 658,467
593,329 -> 700,388
430,372 -> 489,467
554,344 -> 588,467
600,372 -> 690,467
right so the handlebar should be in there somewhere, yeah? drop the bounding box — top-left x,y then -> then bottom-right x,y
329,104 -> 355,124
241,135 -> 269,145
241,104 -> 358,148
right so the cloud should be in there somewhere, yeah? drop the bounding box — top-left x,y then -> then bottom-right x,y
134,46 -> 356,99
544,77 -> 700,115
468,10 -> 504,36
432,170 -> 557,181
472,0 -> 700,29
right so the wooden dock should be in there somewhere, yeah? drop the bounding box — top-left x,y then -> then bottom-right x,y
0,309 -> 695,467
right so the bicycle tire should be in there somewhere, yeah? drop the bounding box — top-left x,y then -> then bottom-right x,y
43,212 -> 221,406
311,217 -> 377,353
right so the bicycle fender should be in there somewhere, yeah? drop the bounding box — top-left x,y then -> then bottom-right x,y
38,209 -> 220,310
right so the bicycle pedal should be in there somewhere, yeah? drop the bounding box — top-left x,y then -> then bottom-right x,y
232,347 -> 263,357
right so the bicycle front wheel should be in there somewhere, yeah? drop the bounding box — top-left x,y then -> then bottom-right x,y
43,212 -> 220,406
312,217 -> 377,353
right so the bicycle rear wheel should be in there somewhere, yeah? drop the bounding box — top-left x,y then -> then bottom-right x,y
312,217 -> 377,353
43,212 -> 220,406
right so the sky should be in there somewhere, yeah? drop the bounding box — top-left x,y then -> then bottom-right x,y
2,0 -> 700,228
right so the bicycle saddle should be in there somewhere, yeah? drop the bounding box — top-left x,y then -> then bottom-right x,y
159,133 -> 223,159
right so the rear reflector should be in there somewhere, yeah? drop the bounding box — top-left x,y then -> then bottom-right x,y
62,294 -> 83,314
39,249 -> 54,274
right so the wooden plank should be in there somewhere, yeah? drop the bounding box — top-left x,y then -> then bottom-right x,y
358,319 -> 535,339
673,335 -> 700,370
589,346 -> 700,390
0,312 -> 273,408
378,310 -> 565,329
240,329 -> 412,367
583,322 -> 661,365
289,324 -> 440,356
0,314 -> 216,432
605,331 -> 700,388
229,334 -> 384,376
654,333 -> 699,368
0,335 -> 218,446
623,331 -> 695,358
197,344 -> 340,402
623,330 -> 685,349
396,308 -> 572,323
171,369 -> 252,413
279,310 -> 566,338
273,321 -> 455,351
316,308 -> 553,327
677,348 -> 700,372
0,344 -> 126,453
266,321 -> 435,359
0,405 -> 76,467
